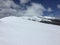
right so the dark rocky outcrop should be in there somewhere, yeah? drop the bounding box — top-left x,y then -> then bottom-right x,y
40,19 -> 60,26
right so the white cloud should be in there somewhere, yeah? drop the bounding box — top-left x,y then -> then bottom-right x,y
0,0 -> 46,18
47,7 -> 52,12
57,4 -> 60,9
0,0 -> 21,18
24,3 -> 46,17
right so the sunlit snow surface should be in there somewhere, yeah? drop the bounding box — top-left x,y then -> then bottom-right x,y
0,16 -> 60,45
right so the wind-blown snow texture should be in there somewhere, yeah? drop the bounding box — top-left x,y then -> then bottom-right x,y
0,16 -> 60,45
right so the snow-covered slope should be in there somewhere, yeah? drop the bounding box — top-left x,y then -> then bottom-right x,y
0,16 -> 60,45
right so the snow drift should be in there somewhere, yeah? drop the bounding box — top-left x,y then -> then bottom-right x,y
0,16 -> 60,45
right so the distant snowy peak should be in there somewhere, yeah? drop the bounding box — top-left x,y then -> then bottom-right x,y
0,16 -> 60,26
43,16 -> 55,19
21,16 -> 55,22
0,16 -> 55,23
20,16 -> 60,26
21,16 -> 42,21
0,16 -> 39,23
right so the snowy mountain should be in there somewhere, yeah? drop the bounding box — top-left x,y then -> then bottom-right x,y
0,16 -> 60,45
40,16 -> 60,25
19,16 -> 60,25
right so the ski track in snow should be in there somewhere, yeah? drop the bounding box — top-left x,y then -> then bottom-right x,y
0,16 -> 60,45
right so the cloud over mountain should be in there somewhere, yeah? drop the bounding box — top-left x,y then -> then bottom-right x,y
0,0 -> 54,19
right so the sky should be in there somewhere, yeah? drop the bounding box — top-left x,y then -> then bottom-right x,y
13,0 -> 60,18
0,0 -> 60,19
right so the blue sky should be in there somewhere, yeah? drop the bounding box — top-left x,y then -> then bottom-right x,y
13,0 -> 60,17
32,0 -> 60,9
0,0 -> 60,19
14,0 -> 60,10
